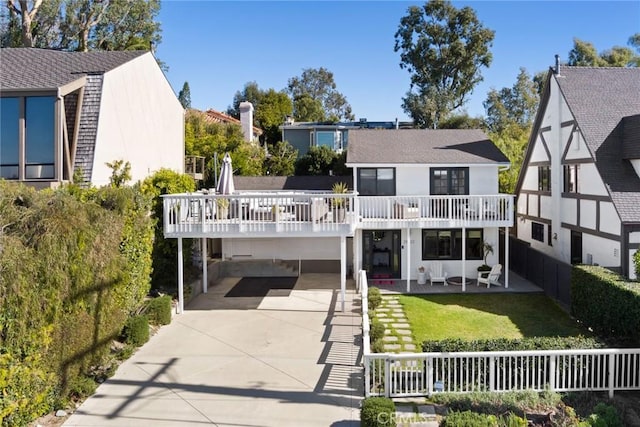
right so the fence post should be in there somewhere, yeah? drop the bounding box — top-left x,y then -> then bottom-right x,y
549,354 -> 556,392
426,356 -> 433,396
608,353 -> 615,399
364,357 -> 370,397
385,357 -> 392,397
489,356 -> 495,392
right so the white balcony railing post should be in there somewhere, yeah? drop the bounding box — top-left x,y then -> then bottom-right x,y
384,358 -> 391,397
489,355 -> 495,392
549,354 -> 557,392
608,353 -> 615,399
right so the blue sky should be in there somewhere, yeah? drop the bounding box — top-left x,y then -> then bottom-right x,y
157,1 -> 639,121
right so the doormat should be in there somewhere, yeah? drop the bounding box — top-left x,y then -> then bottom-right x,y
225,277 -> 298,298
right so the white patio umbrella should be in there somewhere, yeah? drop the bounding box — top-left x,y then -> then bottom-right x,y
216,152 -> 235,195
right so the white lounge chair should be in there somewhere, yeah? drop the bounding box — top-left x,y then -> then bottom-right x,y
429,261 -> 448,286
477,264 -> 502,288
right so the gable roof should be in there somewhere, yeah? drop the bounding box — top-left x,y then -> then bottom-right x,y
555,66 -> 640,223
0,48 -> 147,91
346,129 -> 509,165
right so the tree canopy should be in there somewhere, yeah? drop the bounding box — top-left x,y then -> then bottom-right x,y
394,0 -> 494,128
178,81 -> 191,109
567,37 -> 639,67
227,82 -> 293,145
483,68 -> 539,134
286,67 -> 355,122
1,0 -> 162,52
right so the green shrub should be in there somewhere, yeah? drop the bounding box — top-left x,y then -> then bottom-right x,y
430,390 -> 558,419
368,286 -> 382,311
571,265 -> 640,345
66,375 -> 97,401
370,318 -> 385,342
371,339 -> 386,353
122,315 -> 149,346
360,397 -> 396,427
500,413 -> 528,427
443,410 -> 497,426
144,295 -> 173,325
422,336 -> 604,353
580,402 -> 623,427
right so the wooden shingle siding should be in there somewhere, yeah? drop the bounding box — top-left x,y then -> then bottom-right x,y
74,74 -> 103,185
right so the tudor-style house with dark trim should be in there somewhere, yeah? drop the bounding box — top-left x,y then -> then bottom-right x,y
515,62 -> 640,279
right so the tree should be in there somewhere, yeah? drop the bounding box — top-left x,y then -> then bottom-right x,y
264,141 -> 297,176
438,113 -> 485,129
286,67 -> 354,122
630,33 -> 640,66
294,145 -> 342,176
394,1 -> 495,128
483,68 -> 539,134
1,0 -> 161,52
489,123 -> 529,194
254,88 -> 293,144
227,81 -> 263,118
227,82 -> 292,145
185,109 -> 266,188
567,37 -> 638,67
178,81 -> 191,109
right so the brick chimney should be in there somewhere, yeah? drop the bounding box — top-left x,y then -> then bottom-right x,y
239,101 -> 254,142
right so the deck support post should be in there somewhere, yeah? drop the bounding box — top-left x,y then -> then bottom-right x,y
462,225 -> 466,292
406,228 -> 411,293
505,226 -> 510,288
202,238 -> 208,293
340,235 -> 346,312
177,237 -> 184,314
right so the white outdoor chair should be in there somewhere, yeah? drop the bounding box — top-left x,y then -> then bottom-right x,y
429,261 -> 448,286
477,264 -> 502,288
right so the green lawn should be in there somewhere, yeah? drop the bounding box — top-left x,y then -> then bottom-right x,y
399,294 -> 588,342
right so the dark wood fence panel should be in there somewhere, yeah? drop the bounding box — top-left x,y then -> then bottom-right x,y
508,234 -> 572,307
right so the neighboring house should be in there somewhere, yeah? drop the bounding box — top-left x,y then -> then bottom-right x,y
280,118 -> 413,158
0,48 -> 184,188
163,128 -> 513,313
197,105 -> 263,143
515,63 -> 640,279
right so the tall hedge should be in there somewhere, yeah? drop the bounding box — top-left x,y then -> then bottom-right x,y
571,265 -> 640,345
140,168 -> 196,294
0,181 -> 154,425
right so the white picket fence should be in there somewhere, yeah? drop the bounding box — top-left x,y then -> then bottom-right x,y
359,270 -> 640,399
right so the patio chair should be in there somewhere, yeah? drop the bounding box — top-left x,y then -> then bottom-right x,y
477,264 -> 502,288
429,261 -> 448,286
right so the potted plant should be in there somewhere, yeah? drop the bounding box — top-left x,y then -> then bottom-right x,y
216,197 -> 229,220
477,241 -> 494,274
417,265 -> 427,285
331,181 -> 348,222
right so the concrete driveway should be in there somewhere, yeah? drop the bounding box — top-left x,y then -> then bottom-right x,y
64,274 -> 363,426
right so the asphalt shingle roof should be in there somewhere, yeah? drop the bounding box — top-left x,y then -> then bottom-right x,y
233,176 -> 353,191
555,66 -> 640,223
346,129 -> 509,165
0,48 -> 147,90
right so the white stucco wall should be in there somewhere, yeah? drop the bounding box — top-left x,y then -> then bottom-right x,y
395,165 -> 502,197
582,233 -> 619,267
92,52 -> 184,186
404,227 -> 500,280
579,164 -> 608,196
599,202 -> 620,235
223,237 -> 340,260
580,199 -> 596,229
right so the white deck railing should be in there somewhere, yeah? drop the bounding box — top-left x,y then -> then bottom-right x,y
358,194 -> 513,224
162,192 -> 514,237
360,270 -> 640,399
162,192 -> 355,237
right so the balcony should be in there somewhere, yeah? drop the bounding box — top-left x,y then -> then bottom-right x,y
162,192 -> 514,238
